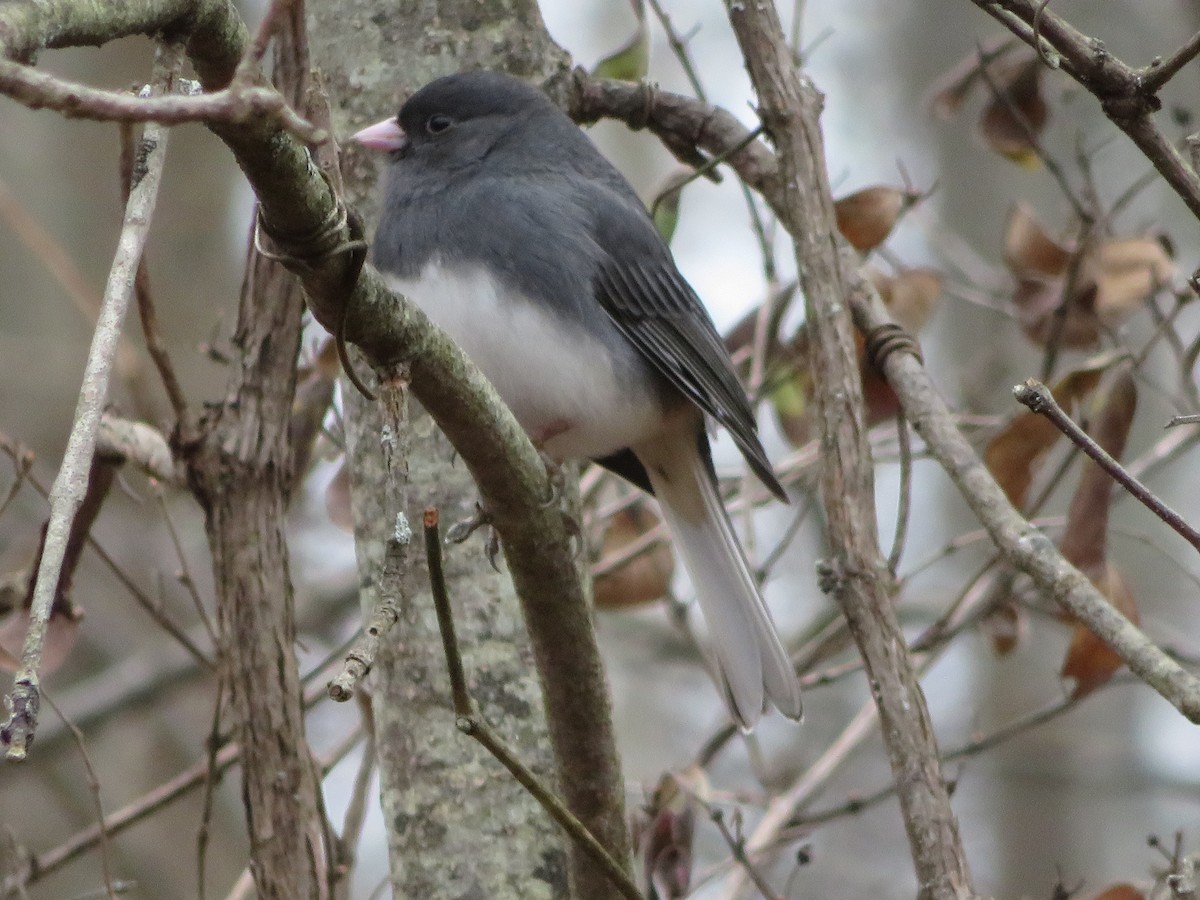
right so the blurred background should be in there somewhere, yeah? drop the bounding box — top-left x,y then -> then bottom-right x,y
1,0 -> 1198,897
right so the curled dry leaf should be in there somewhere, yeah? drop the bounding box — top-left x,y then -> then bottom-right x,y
928,36 -> 1022,119
1058,369 -> 1140,697
983,354 -> 1117,508
1057,368 -> 1137,573
927,43 -> 1047,165
981,600 -> 1025,657
980,55 -> 1047,166
1003,205 -> 1174,348
835,186 -> 918,252
1003,202 -> 1072,276
593,501 -> 675,609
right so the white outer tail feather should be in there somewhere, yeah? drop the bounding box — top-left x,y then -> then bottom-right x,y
643,438 -> 802,730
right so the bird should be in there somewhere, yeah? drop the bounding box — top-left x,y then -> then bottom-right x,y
353,70 -> 801,729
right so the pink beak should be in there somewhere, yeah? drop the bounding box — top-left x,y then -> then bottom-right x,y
352,118 -> 409,152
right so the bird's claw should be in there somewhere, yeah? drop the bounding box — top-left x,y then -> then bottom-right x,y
446,503 -> 504,572
446,502 -> 491,544
560,509 -> 584,559
539,450 -> 566,508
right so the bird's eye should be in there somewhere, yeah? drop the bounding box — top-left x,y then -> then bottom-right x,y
426,114 -> 453,135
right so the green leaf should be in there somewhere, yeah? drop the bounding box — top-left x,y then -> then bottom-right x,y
649,170 -> 692,244
592,12 -> 649,82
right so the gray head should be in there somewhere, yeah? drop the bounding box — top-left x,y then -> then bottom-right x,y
355,71 -> 633,192
387,71 -> 564,173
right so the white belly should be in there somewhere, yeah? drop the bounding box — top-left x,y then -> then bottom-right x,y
382,263 -> 666,459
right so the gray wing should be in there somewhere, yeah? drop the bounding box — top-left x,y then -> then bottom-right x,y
590,194 -> 786,501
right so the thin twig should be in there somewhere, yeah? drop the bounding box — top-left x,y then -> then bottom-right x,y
233,0 -> 297,85
326,518 -> 406,701
155,490 -> 217,646
1140,29 -> 1200,94
22,467 -> 213,668
336,694 -> 377,885
1014,378 -> 1200,554
422,508 -> 644,900
645,0 -> 779,279
2,43 -> 178,761
704,803 -> 782,900
0,58 -> 325,143
195,673 -> 226,900
888,411 -> 914,575
41,691 -> 118,900
852,285 -> 1200,723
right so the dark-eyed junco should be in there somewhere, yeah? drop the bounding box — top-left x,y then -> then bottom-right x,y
354,70 -> 801,729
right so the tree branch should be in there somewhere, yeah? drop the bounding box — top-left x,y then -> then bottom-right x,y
964,0 -> 1200,220
850,284 -> 1200,722
1,42 -> 176,760
721,3 -> 978,899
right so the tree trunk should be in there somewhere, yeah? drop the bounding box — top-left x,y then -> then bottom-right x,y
305,1 -> 627,897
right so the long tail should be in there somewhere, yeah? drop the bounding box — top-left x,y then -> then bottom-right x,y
640,432 -> 802,729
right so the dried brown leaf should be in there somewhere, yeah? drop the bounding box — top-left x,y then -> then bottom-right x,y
593,502 -> 674,609
1061,563 -> 1140,697
982,601 -> 1026,656
984,358 -> 1112,507
1003,203 -> 1071,277
1094,237 -> 1174,320
874,267 -> 942,333
1058,369 -> 1137,572
981,56 -> 1047,165
928,37 -> 1022,119
835,186 -> 911,252
1090,884 -> 1145,900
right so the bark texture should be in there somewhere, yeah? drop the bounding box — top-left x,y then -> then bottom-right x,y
186,10 -> 330,899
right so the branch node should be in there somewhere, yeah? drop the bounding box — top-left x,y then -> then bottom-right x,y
864,322 -> 924,374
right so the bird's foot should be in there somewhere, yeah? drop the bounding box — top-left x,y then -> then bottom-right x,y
538,449 -> 567,508
446,502 -> 503,572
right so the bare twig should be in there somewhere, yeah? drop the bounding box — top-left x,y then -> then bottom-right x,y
328,372 -> 409,702
195,673 -> 225,900
326,519 -> 406,701
1014,379 -> 1200,554
721,2 -> 976,897
964,0 -> 1200,220
0,58 -> 325,143
422,508 -> 644,900
41,691 -> 118,900
888,411 -> 914,575
335,694 -> 377,893
704,803 -> 782,900
1140,29 -> 1200,94
2,44 -> 177,761
851,284 -> 1200,723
